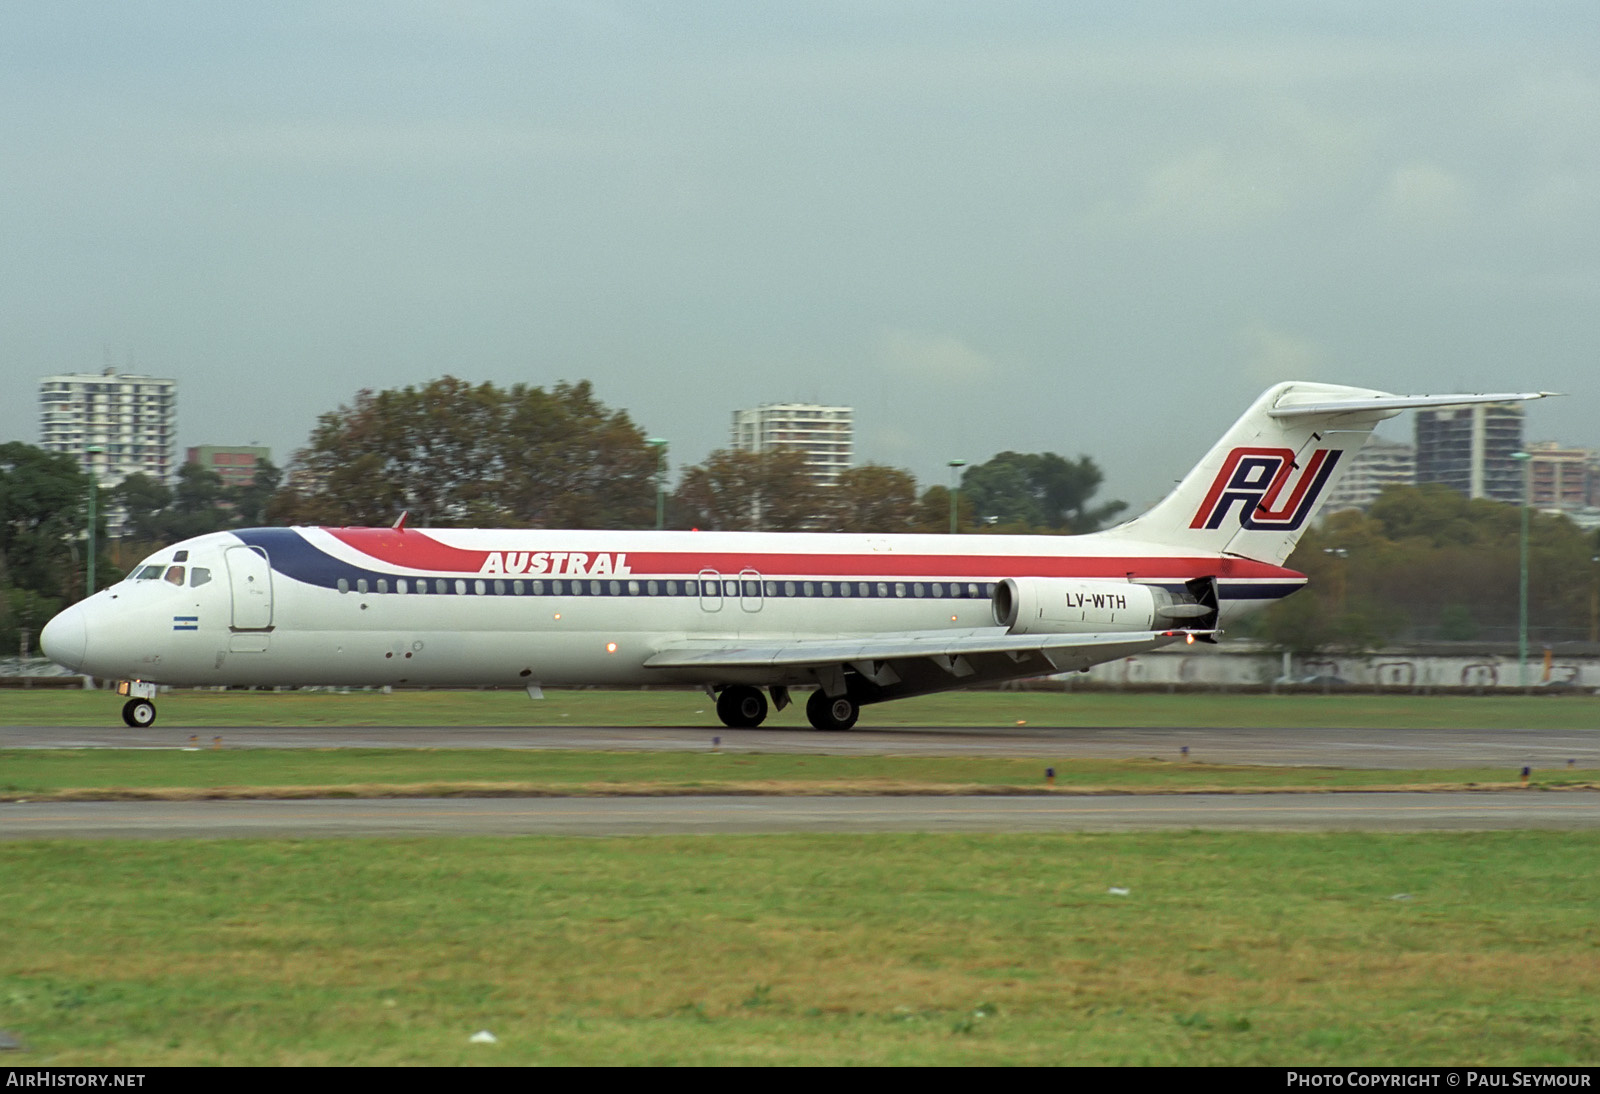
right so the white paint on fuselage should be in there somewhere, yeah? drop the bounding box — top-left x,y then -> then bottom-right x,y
49,525 -> 1293,689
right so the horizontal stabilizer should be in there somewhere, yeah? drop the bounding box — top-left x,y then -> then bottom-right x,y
1268,391 -> 1555,420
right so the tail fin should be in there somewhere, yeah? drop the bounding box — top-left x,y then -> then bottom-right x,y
1105,381 -> 1553,565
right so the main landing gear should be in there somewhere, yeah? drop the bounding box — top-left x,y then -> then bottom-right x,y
805,689 -> 859,732
121,698 -> 156,727
715,685 -> 769,728
713,685 -> 860,731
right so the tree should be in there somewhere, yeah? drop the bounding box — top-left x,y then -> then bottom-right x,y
913,484 -> 975,533
822,464 -> 921,533
269,377 -> 657,528
674,449 -> 823,531
959,451 -> 1126,533
228,458 -> 282,527
1248,486 -> 1600,649
0,443 -> 101,649
109,473 -> 173,542
0,443 -> 93,598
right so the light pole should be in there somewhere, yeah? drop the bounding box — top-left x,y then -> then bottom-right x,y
85,444 -> 104,598
1512,450 -> 1531,688
648,438 -> 668,530
947,460 -> 966,534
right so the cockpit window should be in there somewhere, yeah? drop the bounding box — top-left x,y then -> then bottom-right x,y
134,565 -> 165,581
164,566 -> 186,586
174,550 -> 189,562
190,567 -> 212,587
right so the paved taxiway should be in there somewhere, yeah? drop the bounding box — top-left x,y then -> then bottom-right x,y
4,723 -> 1595,838
4,723 -> 1597,769
5,791 -> 1598,839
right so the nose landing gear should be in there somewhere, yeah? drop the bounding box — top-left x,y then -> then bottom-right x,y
115,680 -> 160,728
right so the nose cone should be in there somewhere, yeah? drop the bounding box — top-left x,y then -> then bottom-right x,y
40,603 -> 88,672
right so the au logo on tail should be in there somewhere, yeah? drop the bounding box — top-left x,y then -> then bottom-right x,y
1190,447 -> 1342,531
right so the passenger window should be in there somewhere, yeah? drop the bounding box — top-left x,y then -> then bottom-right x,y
164,566 -> 185,586
190,568 -> 212,588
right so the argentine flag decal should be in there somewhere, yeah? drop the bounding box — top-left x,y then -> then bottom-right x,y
173,616 -> 199,632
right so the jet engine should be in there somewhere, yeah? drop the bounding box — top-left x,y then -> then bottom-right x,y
992,577 -> 1213,636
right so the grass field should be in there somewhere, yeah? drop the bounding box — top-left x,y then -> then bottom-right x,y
1,831 -> 1596,1065
5,686 -> 1600,729
1,748 -> 1592,801
5,688 -> 1596,1066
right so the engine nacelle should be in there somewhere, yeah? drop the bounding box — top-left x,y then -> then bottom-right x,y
992,577 -> 1196,635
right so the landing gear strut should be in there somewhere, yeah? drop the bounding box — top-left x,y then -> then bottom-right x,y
716,685 -> 769,729
806,689 -> 859,731
121,698 -> 156,728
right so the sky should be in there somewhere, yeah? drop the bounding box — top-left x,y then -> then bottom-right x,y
3,1 -> 1598,515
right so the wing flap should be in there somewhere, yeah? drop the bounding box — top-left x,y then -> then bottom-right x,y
644,629 -> 1193,672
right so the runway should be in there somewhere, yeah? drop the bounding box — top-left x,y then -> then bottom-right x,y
4,723 -> 1596,838
5,791 -> 1598,839
4,723 -> 1597,770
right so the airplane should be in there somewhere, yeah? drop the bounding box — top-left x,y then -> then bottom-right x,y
40,381 -> 1549,731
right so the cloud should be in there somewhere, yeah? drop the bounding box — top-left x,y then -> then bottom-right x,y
873,328 -> 999,385
1378,162 -> 1474,229
1237,321 -> 1329,385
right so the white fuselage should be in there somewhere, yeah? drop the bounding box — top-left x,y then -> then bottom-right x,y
42,525 -> 1302,690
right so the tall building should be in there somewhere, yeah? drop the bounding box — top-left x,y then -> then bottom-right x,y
1413,402 -> 1525,503
1322,437 -> 1415,514
730,403 -> 853,487
39,369 -> 178,487
187,445 -> 271,489
1524,440 -> 1596,512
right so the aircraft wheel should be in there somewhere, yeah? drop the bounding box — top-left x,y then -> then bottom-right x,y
805,689 -> 858,732
121,699 -> 156,728
716,685 -> 769,729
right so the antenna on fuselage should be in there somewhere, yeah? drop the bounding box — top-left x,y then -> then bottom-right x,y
392,511 -> 409,532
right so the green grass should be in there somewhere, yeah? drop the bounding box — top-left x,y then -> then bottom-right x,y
6,686 -> 1600,729
1,832 -> 1596,1065
0,748 -> 1591,801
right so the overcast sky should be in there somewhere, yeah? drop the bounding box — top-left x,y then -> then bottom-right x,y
3,2 -> 1597,514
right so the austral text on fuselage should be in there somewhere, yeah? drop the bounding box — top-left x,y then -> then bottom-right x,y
477,552 -> 632,577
